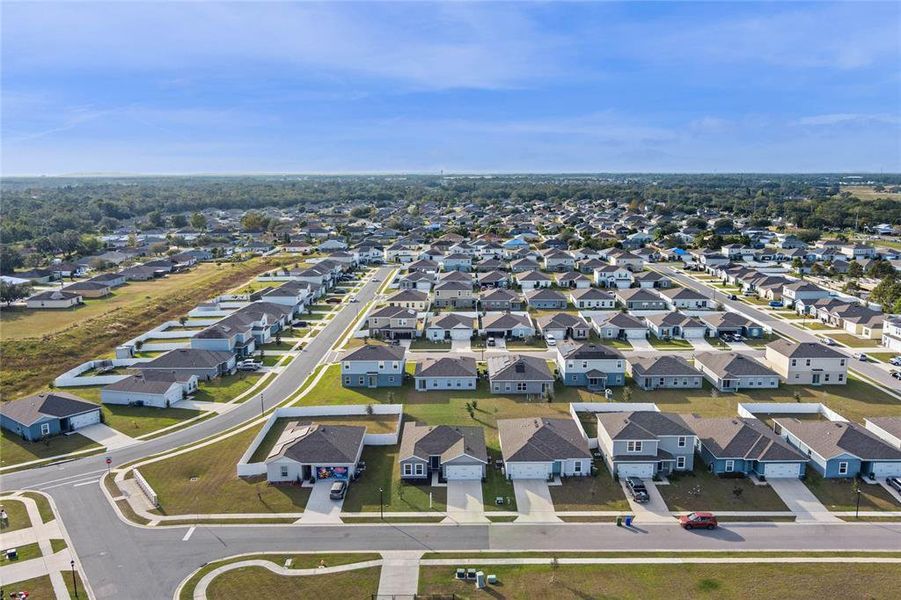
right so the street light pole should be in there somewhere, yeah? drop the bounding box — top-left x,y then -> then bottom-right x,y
379,487 -> 384,520
855,487 -> 862,519
70,559 -> 78,597
259,393 -> 264,417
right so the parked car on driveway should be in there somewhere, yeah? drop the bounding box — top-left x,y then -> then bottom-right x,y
238,359 -> 262,371
887,477 -> 901,493
679,512 -> 718,530
544,334 -> 556,347
486,337 -> 496,347
853,353 -> 868,362
329,481 -> 348,500
625,477 -> 649,503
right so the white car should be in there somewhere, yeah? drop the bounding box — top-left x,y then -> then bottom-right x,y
545,334 -> 556,346
852,353 -> 868,362
890,357 -> 901,366
238,360 -> 263,371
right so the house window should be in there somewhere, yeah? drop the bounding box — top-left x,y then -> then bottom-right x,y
344,376 -> 351,385
676,456 -> 686,470
388,376 -> 395,384
725,460 -> 735,472
838,461 -> 849,476
677,436 -> 687,448
415,463 -> 425,475
805,359 -> 811,366
516,382 -> 527,392
791,359 -> 797,367
280,466 -> 288,477
838,374 -> 844,382
358,376 -> 365,385
40,423 -> 51,436
573,461 -> 583,474
627,441 -> 643,453
342,362 -> 349,370
403,464 -> 413,476
378,362 -> 385,370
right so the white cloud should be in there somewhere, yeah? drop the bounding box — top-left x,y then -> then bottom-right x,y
794,113 -> 901,127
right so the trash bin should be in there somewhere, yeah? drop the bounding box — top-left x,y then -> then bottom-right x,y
616,516 -> 623,527
624,515 -> 634,527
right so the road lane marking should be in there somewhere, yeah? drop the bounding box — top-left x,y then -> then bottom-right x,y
23,468 -> 108,489
182,526 -> 196,541
38,475 -> 103,490
72,478 -> 101,487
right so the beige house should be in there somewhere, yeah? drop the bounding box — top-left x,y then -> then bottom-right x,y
385,289 -> 430,311
764,340 -> 848,386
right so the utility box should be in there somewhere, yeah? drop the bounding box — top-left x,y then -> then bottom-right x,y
476,571 -> 486,589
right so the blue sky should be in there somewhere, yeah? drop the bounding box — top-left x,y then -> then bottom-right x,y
2,1 -> 899,175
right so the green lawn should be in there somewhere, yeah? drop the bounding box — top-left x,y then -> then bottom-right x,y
140,423 -> 311,515
705,337 -> 730,349
65,386 -> 202,436
800,322 -> 836,331
260,355 -> 283,366
741,334 -> 779,347
0,498 -> 31,532
598,338 -> 632,350
648,335 -> 693,350
260,340 -> 295,351
409,338 -> 452,351
0,575 -> 56,597
549,461 -> 629,511
418,562 -> 901,600
507,337 -> 548,350
484,448 -> 516,511
870,352 -> 899,363
657,468 -> 788,512
206,565 -> 381,600
0,429 -> 101,468
804,471 -> 900,512
50,538 -> 68,554
20,492 -> 55,523
342,445 -> 447,512
193,373 -> 263,403
826,333 -> 881,348
1,542 -> 42,563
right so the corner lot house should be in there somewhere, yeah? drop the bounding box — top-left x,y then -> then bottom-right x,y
399,423 -> 487,481
487,354 -> 553,395
627,355 -> 702,390
341,343 -> 406,388
413,356 -> 477,391
764,340 -> 848,386
556,342 -> 625,389
101,372 -> 198,408
596,411 -> 696,478
0,392 -> 101,441
776,419 -> 901,479
26,290 -> 83,309
366,306 -> 418,339
135,348 -> 236,380
264,422 -> 365,484
694,351 -> 780,392
498,417 -> 592,480
684,415 -> 807,479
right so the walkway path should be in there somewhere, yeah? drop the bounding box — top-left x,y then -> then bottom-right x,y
376,551 -> 422,599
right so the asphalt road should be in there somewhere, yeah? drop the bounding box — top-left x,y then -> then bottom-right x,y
657,265 -> 901,393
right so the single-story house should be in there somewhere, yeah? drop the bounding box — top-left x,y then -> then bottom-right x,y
63,280 -> 112,298
596,411 -> 696,478
0,392 -> 101,441
477,270 -> 509,288
694,352 -> 780,392
555,271 -> 591,289
657,287 -> 711,310
425,313 -> 475,341
515,270 -> 552,290
487,354 -> 553,395
645,312 -> 708,339
479,288 -> 524,312
399,423 -> 488,481
101,372 -> 197,409
498,417 -> 592,480
537,312 -> 591,341
615,288 -> 668,311
26,290 -> 83,309
593,312 -> 648,340
264,422 -> 365,484
135,348 -> 236,380
413,356 -> 478,391
481,312 -> 535,339
569,288 -> 615,310
627,355 -> 702,390
699,312 -> 765,338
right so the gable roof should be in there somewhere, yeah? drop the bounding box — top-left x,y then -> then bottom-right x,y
683,415 -> 805,461
774,419 -> 901,461
266,422 -> 366,464
0,392 -> 98,427
414,356 -> 477,378
399,422 -> 487,463
597,411 -> 693,440
487,354 -> 553,381
343,343 -> 406,362
694,352 -> 777,378
766,339 -> 845,360
498,417 -> 590,462
628,355 -> 697,377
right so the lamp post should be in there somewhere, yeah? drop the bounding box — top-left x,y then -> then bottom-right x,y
379,487 -> 384,520
855,485 -> 862,519
259,393 -> 264,417
70,559 -> 78,597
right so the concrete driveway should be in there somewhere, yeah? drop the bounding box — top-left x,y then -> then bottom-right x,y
451,338 -> 471,352
688,338 -> 716,351
444,480 -> 488,523
76,424 -> 140,451
299,480 -> 344,524
629,336 -> 654,351
513,479 -> 561,523
768,478 -> 841,523
621,479 -> 674,523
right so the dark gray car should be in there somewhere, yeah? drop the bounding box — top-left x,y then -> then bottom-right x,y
625,476 -> 650,503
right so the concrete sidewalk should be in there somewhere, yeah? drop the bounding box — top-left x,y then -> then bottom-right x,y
377,551 -> 422,599
0,494 -> 70,597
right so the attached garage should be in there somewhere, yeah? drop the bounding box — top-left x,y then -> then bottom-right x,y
870,462 -> 901,478
616,463 -> 655,478
763,462 -> 802,479
506,462 -> 550,480
69,411 -> 101,429
445,465 -> 483,480
449,327 -> 471,341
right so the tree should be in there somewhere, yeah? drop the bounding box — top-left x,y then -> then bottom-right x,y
0,280 -> 32,305
145,210 -> 165,228
847,261 -> 864,279
190,212 -> 208,230
170,214 -> 188,228
0,246 -> 24,274
241,211 -> 268,232
149,241 -> 169,255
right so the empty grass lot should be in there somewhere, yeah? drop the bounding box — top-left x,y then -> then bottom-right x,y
804,471 -> 900,512
549,460 -> 629,511
1,429 -> 101,468
140,423 -> 311,515
205,565 -> 381,600
193,373 -> 264,403
658,467 -> 788,512
418,562 -> 901,600
826,333 -> 881,348
0,498 -> 31,532
63,386 -> 203,437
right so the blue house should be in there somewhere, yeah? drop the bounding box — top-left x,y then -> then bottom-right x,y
776,419 -> 901,479
0,392 -> 101,441
524,288 -> 568,310
555,342 -> 626,390
684,415 -> 808,479
340,343 -> 407,388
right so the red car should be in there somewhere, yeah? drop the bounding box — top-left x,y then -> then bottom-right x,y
679,512 -> 718,530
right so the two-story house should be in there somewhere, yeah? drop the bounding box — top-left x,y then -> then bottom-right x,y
555,342 -> 625,389
340,343 -> 406,388
764,340 -> 848,386
596,411 -> 696,478
432,281 -> 476,309
367,306 -> 418,339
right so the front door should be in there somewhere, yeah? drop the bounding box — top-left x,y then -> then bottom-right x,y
812,373 -> 821,385
367,374 -> 377,388
302,465 -> 312,481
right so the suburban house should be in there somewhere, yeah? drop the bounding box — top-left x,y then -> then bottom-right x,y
555,342 -> 626,389
764,340 -> 848,386
26,290 -> 83,309
543,250 -> 576,272
398,423 -> 488,481
684,415 -> 808,479
101,371 -> 198,409
596,411 -> 696,478
191,321 -> 256,357
882,317 -> 901,352
775,419 -> 901,479
632,271 -> 672,289
782,281 -> 831,308
606,249 -> 644,271
615,288 -> 668,311
515,270 -> 553,290
366,306 -> 418,339
479,288 -> 524,312
522,288 -> 567,310
385,289 -> 430,311
413,356 -> 478,391
424,313 -> 475,341
645,312 -> 708,339
63,280 -> 112,298
487,354 -> 554,395
510,258 -> 540,273
477,270 -> 509,288
262,280 -> 312,314
398,271 -> 434,291
627,355 -> 702,390
481,312 -> 535,339
441,253 -> 472,272
264,421 -> 365,484
135,348 -> 236,380
593,265 -> 633,288
340,343 -> 406,388
694,352 -> 780,392
0,392 -> 101,441
555,271 -> 592,289
537,312 -> 591,341
657,287 -> 711,310
569,287 -> 615,309
593,312 -> 648,340
865,417 -> 901,450
432,281 -> 476,309
699,312 -> 765,338
497,417 -> 592,480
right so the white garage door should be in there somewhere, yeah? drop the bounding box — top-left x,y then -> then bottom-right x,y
871,462 -> 901,478
616,463 -> 655,478
764,462 -> 802,478
450,329 -> 471,340
69,411 -> 100,429
446,465 -> 483,480
508,462 -> 548,479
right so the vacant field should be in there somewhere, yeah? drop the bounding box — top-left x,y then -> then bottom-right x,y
419,562 -> 901,600
658,468 -> 787,512
1,256 -> 297,398
206,565 -> 381,600
842,185 -> 901,201
1,429 -> 101,468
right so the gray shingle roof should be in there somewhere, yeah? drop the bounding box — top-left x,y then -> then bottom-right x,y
267,422 -> 366,464
398,422 -> 487,463
487,354 -> 553,381
775,419 -> 901,461
683,415 -> 805,461
0,392 -> 98,427
559,342 -> 623,360
498,417 -> 591,462
343,343 -> 406,362
765,340 -> 845,359
137,348 -> 234,370
597,411 -> 693,440
628,355 -> 697,377
695,352 -> 778,378
414,356 -> 477,378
